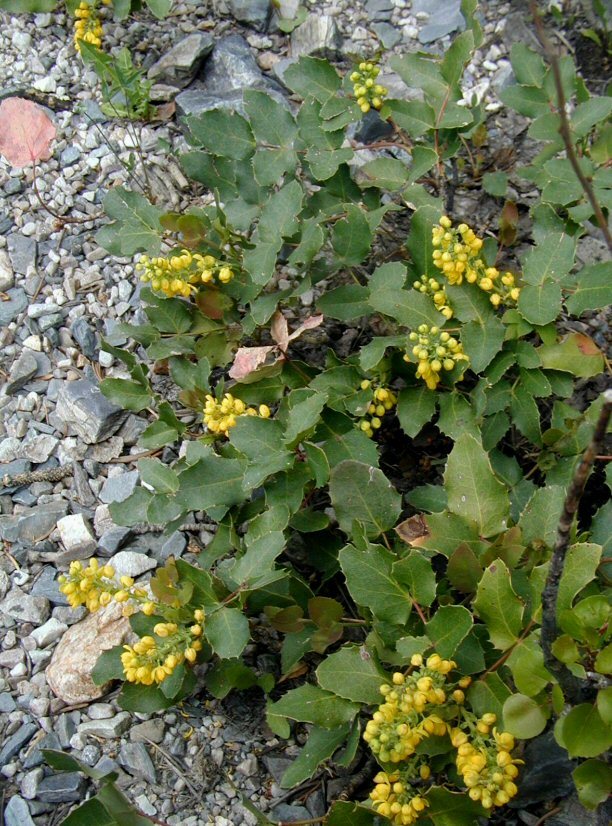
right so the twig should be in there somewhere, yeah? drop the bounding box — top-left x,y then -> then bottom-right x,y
143,737 -> 204,801
1,465 -> 73,488
130,522 -> 205,534
531,2 -> 612,251
540,389 -> 612,704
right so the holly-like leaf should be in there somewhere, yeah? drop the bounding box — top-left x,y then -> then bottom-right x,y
329,460 -> 402,538
316,644 -> 388,705
268,684 -> 359,730
502,693 -> 547,738
339,543 -> 412,624
0,97 -> 56,167
280,725 -> 350,789
205,607 -> 250,660
474,560 -> 525,650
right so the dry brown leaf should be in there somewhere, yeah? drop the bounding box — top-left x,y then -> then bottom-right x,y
395,514 -> 430,546
228,345 -> 279,380
0,97 -> 56,168
287,314 -> 324,342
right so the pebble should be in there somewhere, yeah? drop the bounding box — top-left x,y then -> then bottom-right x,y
78,712 -> 132,739
56,513 -> 97,560
99,469 -> 139,504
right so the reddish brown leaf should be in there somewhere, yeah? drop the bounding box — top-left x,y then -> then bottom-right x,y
0,97 -> 56,168
499,199 -> 519,247
395,514 -> 430,546
270,310 -> 289,350
228,345 -> 279,380
287,314 -> 324,342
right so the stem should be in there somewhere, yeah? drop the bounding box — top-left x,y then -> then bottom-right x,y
540,390 -> 612,704
531,2 -> 612,251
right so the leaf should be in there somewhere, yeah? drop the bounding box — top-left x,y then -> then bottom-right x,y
358,158 -> 409,190
509,43 -> 546,87
284,57 -> 342,102
61,798 -> 117,826
144,0 -> 172,18
573,759 -> 612,810
425,605 -> 473,657
91,645 -> 125,686
522,232 -> 575,286
557,543 -> 602,614
482,171 -> 508,197
205,607 -> 250,660
474,559 -> 525,650
565,262 -> 612,314
440,30 -> 475,87
499,84 -> 550,118
206,660 -> 257,699
178,453 -> 247,517
317,645 -> 387,705
437,394 -> 479,440
244,90 -> 297,147
555,704 -> 612,758
100,378 -> 152,412
570,96 -> 612,139
331,205 -> 373,267
228,345 -> 280,380
446,543 -> 483,594
284,390 -> 328,446
426,787 -> 486,826
408,145 -> 438,183
315,410 -> 380,467
118,681 -> 175,713
397,386 -> 437,437
390,54 -> 447,104
186,109 -> 255,160
503,694 -> 547,738
444,434 -> 510,538
369,262 -> 443,328
327,801 -> 378,825
381,99 -> 435,138
510,391 -> 542,446
268,684 -> 359,729
230,417 -> 293,488
518,281 -> 563,325
537,333 -> 604,378
139,457 -> 178,495
98,187 -> 163,256
317,285 -> 370,320
339,543 -> 412,624
0,97 -> 57,169
519,485 -> 565,547
329,460 -> 402,538
467,672 -> 512,721
280,725 -> 350,789
407,206 -> 442,278
392,551 -> 437,606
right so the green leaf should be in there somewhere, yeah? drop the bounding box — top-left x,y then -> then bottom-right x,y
390,54 -> 447,104
268,684 -> 359,730
537,333 -> 604,378
503,694 -> 547,738
573,759 -> 612,810
499,83 -> 550,117
316,645 -> 388,704
138,457 -> 178,494
284,390 -> 328,446
425,605 -> 473,658
381,99 -> 435,138
331,204 -> 373,267
230,417 -> 293,488
510,391 -> 542,445
518,281 -> 563,325
474,559 -> 525,650
369,263 -> 443,328
482,171 -> 508,197
565,262 -> 612,314
407,145 -> 439,184
522,232 -> 576,286
393,551 -> 437,607
327,801 -> 378,825
555,704 -> 612,758
96,782 -> 160,826
317,285 -> 370,320
426,787 -> 486,826
339,543 -> 412,624
444,433 -> 510,538
570,97 -> 612,139
506,634 -> 551,696
178,453 -> 248,517
329,460 -> 402,538
284,57 -> 341,102
100,378 -> 152,412
205,607 -> 250,660
187,109 -> 255,160
280,724 -> 350,789
446,543 -> 483,594
144,0 -> 171,18
557,543 -> 602,614
91,645 -> 125,686
510,43 -> 546,87
109,487 -> 152,527
244,89 -> 297,147
316,410 -> 380,467
97,187 -> 163,256
467,672 -> 512,721
397,386 -> 437,438
437,394 -> 479,440
440,30 -> 475,86
60,798 -> 117,826
206,660 -> 257,699
407,206 -> 442,278
519,485 -> 565,547
144,296 -> 193,334
358,158 -> 409,190
118,681 -> 175,713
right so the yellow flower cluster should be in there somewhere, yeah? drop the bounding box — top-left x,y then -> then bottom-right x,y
358,381 -> 397,438
453,717 -> 521,810
413,275 -> 453,320
58,559 -> 137,613
350,61 -> 388,113
137,249 -> 234,299
73,0 -> 104,51
121,615 -> 203,686
403,325 -> 468,390
370,771 -> 429,826
203,393 -> 271,436
432,217 -> 521,307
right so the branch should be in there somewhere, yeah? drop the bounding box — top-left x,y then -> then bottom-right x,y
530,2 -> 612,251
540,389 -> 612,704
1,465 -> 73,488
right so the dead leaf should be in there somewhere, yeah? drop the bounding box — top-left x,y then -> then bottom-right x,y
287,314 -> 324,342
228,345 -> 279,380
0,97 -> 56,168
395,514 -> 430,546
270,310 -> 289,350
499,200 -> 519,247
152,101 -> 176,121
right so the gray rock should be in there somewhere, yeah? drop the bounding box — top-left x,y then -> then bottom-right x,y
36,772 -> 84,803
151,530 -> 187,563
547,793 -> 612,826
176,88 -> 247,118
352,109 -> 395,144
99,469 -> 139,504
4,178 -> 22,195
98,526 -> 132,555
56,513 -> 97,561
513,731 -> 574,805
0,693 -> 17,712
501,10 -> 541,53
56,713 -> 79,748
109,550 -> 157,578
130,718 -> 165,744
82,99 -> 107,123
148,32 -> 214,88
119,742 -> 157,783
23,731 -> 62,769
55,378 -> 128,444
271,803 -> 313,822
80,744 -> 101,766
78,711 -> 132,738
228,0 -> 270,31
72,462 -> 96,507
19,432 -> 58,464
203,35 -> 267,95
0,287 -> 28,324
412,0 -> 464,43
60,146 -> 81,165
0,248 -> 14,291
365,0 -> 393,21
3,796 -> 36,826
70,317 -> 98,359
5,350 -> 38,394
0,722 -> 37,766
372,21 -> 402,49
38,312 -> 64,332
1,587 -> 50,624
31,566 -> 69,605
31,617 -> 68,647
7,234 -> 36,275
291,15 -> 342,58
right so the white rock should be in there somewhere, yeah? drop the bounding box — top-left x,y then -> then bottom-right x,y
109,551 -> 157,578
30,617 -> 68,648
0,250 -> 14,291
56,513 -> 97,560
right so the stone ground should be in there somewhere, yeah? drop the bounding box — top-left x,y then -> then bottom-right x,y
0,0 -> 609,824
